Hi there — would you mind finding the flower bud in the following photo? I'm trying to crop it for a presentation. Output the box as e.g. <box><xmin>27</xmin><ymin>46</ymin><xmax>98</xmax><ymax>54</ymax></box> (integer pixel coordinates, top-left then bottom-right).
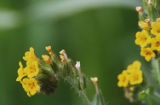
<box><xmin>136</xmin><ymin>6</ymin><xmax>142</xmax><ymax>14</ymax></box>
<box><xmin>90</xmin><ymin>77</ymin><xmax>98</xmax><ymax>85</ymax></box>
<box><xmin>75</xmin><ymin>61</ymin><xmax>81</xmax><ymax>71</ymax></box>
<box><xmin>42</xmin><ymin>55</ymin><xmax>52</xmax><ymax>64</ymax></box>
<box><xmin>45</xmin><ymin>46</ymin><xmax>54</xmax><ymax>56</ymax></box>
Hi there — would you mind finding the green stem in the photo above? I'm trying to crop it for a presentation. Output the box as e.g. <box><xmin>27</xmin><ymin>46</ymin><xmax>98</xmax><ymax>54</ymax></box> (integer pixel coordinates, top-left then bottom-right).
<box><xmin>151</xmin><ymin>58</ymin><xmax>160</xmax><ymax>86</ymax></box>
<box><xmin>50</xmin><ymin>54</ymin><xmax>106</xmax><ymax>105</ymax></box>
<box><xmin>79</xmin><ymin>90</ymin><xmax>91</xmax><ymax>105</ymax></box>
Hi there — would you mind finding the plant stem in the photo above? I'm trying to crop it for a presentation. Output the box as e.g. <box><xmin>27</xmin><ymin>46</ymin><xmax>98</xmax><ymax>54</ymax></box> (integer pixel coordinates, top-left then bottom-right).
<box><xmin>151</xmin><ymin>58</ymin><xmax>160</xmax><ymax>86</ymax></box>
<box><xmin>79</xmin><ymin>90</ymin><xmax>91</xmax><ymax>105</ymax></box>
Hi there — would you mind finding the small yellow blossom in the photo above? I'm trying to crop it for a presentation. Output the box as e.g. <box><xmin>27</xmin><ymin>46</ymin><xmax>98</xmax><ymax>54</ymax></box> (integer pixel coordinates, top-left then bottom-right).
<box><xmin>16</xmin><ymin>62</ymin><xmax>27</xmax><ymax>81</ymax></box>
<box><xmin>26</xmin><ymin>61</ymin><xmax>40</xmax><ymax>78</ymax></box>
<box><xmin>118</xmin><ymin>61</ymin><xmax>143</xmax><ymax>88</ymax></box>
<box><xmin>129</xmin><ymin>69</ymin><xmax>143</xmax><ymax>85</ymax></box>
<box><xmin>151</xmin><ymin>36</ymin><xmax>160</xmax><ymax>51</ymax></box>
<box><xmin>135</xmin><ymin>30</ymin><xmax>151</xmax><ymax>47</ymax></box>
<box><xmin>127</xmin><ymin>60</ymin><xmax>141</xmax><ymax>72</ymax></box>
<box><xmin>127</xmin><ymin>61</ymin><xmax>143</xmax><ymax>85</ymax></box>
<box><xmin>21</xmin><ymin>78</ymin><xmax>40</xmax><ymax>97</ymax></box>
<box><xmin>140</xmin><ymin>47</ymin><xmax>155</xmax><ymax>61</ymax></box>
<box><xmin>17</xmin><ymin>47</ymin><xmax>41</xmax><ymax>97</ymax></box>
<box><xmin>20</xmin><ymin>47</ymin><xmax>40</xmax><ymax>78</ymax></box>
<box><xmin>138</xmin><ymin>21</ymin><xmax>149</xmax><ymax>30</ymax></box>
<box><xmin>117</xmin><ymin>70</ymin><xmax>129</xmax><ymax>87</ymax></box>
<box><xmin>151</xmin><ymin>22</ymin><xmax>160</xmax><ymax>36</ymax></box>
<box><xmin>23</xmin><ymin>47</ymin><xmax>38</xmax><ymax>62</ymax></box>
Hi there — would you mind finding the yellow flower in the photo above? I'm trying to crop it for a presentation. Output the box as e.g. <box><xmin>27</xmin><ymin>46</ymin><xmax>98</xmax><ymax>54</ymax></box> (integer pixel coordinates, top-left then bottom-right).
<box><xmin>151</xmin><ymin>36</ymin><xmax>160</xmax><ymax>51</ymax></box>
<box><xmin>151</xmin><ymin>22</ymin><xmax>160</xmax><ymax>36</ymax></box>
<box><xmin>126</xmin><ymin>61</ymin><xmax>143</xmax><ymax>85</ymax></box>
<box><xmin>16</xmin><ymin>62</ymin><xmax>27</xmax><ymax>81</ymax></box>
<box><xmin>21</xmin><ymin>78</ymin><xmax>40</xmax><ymax>97</ymax></box>
<box><xmin>135</xmin><ymin>30</ymin><xmax>151</xmax><ymax>47</ymax></box>
<box><xmin>22</xmin><ymin>47</ymin><xmax>40</xmax><ymax>78</ymax></box>
<box><xmin>140</xmin><ymin>47</ymin><xmax>155</xmax><ymax>61</ymax></box>
<box><xmin>138</xmin><ymin>21</ymin><xmax>149</xmax><ymax>30</ymax></box>
<box><xmin>117</xmin><ymin>60</ymin><xmax>143</xmax><ymax>88</ymax></box>
<box><xmin>129</xmin><ymin>69</ymin><xmax>143</xmax><ymax>85</ymax></box>
<box><xmin>25</xmin><ymin>61</ymin><xmax>40</xmax><ymax>78</ymax></box>
<box><xmin>117</xmin><ymin>70</ymin><xmax>129</xmax><ymax>87</ymax></box>
<box><xmin>23</xmin><ymin>47</ymin><xmax>38</xmax><ymax>62</ymax></box>
<box><xmin>156</xmin><ymin>18</ymin><xmax>160</xmax><ymax>23</ymax></box>
<box><xmin>127</xmin><ymin>60</ymin><xmax>141</xmax><ymax>72</ymax></box>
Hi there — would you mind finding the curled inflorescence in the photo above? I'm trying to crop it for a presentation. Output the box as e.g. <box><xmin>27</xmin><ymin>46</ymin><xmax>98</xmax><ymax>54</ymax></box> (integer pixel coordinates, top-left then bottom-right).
<box><xmin>135</xmin><ymin>18</ymin><xmax>160</xmax><ymax>61</ymax></box>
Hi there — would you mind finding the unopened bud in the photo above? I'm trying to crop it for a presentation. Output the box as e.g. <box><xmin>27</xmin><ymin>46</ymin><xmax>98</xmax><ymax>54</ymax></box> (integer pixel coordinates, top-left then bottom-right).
<box><xmin>45</xmin><ymin>46</ymin><xmax>53</xmax><ymax>56</ymax></box>
<box><xmin>136</xmin><ymin>6</ymin><xmax>142</xmax><ymax>13</ymax></box>
<box><xmin>128</xmin><ymin>86</ymin><xmax>135</xmax><ymax>92</ymax></box>
<box><xmin>145</xmin><ymin>19</ymin><xmax>150</xmax><ymax>25</ymax></box>
<box><xmin>42</xmin><ymin>55</ymin><xmax>52</xmax><ymax>64</ymax></box>
<box><xmin>60</xmin><ymin>49</ymin><xmax>66</xmax><ymax>55</ymax></box>
<box><xmin>60</xmin><ymin>55</ymin><xmax>66</xmax><ymax>64</ymax></box>
<box><xmin>90</xmin><ymin>77</ymin><xmax>98</xmax><ymax>85</ymax></box>
<box><xmin>59</xmin><ymin>49</ymin><xmax>68</xmax><ymax>61</ymax></box>
<box><xmin>75</xmin><ymin>61</ymin><xmax>80</xmax><ymax>71</ymax></box>
<box><xmin>148</xmin><ymin>0</ymin><xmax>152</xmax><ymax>6</ymax></box>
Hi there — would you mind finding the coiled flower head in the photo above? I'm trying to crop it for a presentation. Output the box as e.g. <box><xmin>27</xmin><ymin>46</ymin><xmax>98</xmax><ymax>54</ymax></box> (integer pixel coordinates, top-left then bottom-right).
<box><xmin>16</xmin><ymin>47</ymin><xmax>58</xmax><ymax>97</ymax></box>
<box><xmin>16</xmin><ymin>47</ymin><xmax>40</xmax><ymax>96</ymax></box>
<box><xmin>135</xmin><ymin>18</ymin><xmax>160</xmax><ymax>61</ymax></box>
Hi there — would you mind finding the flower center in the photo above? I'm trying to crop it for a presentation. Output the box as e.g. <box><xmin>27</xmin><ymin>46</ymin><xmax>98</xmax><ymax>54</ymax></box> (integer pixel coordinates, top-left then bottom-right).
<box><xmin>156</xmin><ymin>41</ymin><xmax>160</xmax><ymax>47</ymax></box>
<box><xmin>145</xmin><ymin>51</ymin><xmax>152</xmax><ymax>56</ymax></box>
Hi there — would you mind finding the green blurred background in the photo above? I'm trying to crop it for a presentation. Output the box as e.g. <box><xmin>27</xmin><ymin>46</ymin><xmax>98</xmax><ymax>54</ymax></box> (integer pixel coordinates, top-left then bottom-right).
<box><xmin>0</xmin><ymin>0</ymin><xmax>146</xmax><ymax>105</ymax></box>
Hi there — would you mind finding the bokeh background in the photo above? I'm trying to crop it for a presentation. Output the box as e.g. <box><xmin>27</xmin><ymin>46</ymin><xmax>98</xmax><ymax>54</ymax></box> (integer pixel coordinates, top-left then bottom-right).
<box><xmin>0</xmin><ymin>0</ymin><xmax>146</xmax><ymax>105</ymax></box>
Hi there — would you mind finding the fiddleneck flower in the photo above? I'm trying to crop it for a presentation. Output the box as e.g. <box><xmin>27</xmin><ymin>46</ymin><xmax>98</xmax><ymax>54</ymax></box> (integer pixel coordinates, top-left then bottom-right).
<box><xmin>117</xmin><ymin>61</ymin><xmax>143</xmax><ymax>88</ymax></box>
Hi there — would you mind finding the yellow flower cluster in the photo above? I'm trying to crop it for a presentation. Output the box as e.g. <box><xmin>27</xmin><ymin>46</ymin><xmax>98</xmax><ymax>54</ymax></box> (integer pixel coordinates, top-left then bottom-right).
<box><xmin>16</xmin><ymin>47</ymin><xmax>40</xmax><ymax>97</ymax></box>
<box><xmin>135</xmin><ymin>18</ymin><xmax>160</xmax><ymax>61</ymax></box>
<box><xmin>117</xmin><ymin>61</ymin><xmax>143</xmax><ymax>87</ymax></box>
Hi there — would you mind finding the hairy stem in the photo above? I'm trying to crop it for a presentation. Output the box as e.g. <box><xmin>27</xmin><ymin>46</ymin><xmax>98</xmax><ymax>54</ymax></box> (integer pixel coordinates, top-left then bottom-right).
<box><xmin>151</xmin><ymin>58</ymin><xmax>160</xmax><ymax>87</ymax></box>
<box><xmin>79</xmin><ymin>90</ymin><xmax>91</xmax><ymax>105</ymax></box>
